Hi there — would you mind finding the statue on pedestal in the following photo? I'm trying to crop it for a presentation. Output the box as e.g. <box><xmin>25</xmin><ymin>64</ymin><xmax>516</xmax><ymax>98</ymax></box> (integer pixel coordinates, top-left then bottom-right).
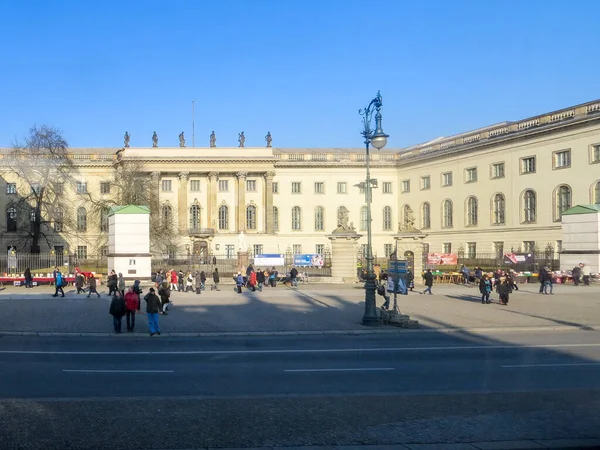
<box><xmin>237</xmin><ymin>231</ymin><xmax>247</xmax><ymax>252</ymax></box>
<box><xmin>124</xmin><ymin>131</ymin><xmax>130</xmax><ymax>148</ymax></box>
<box><xmin>238</xmin><ymin>131</ymin><xmax>245</xmax><ymax>148</ymax></box>
<box><xmin>179</xmin><ymin>131</ymin><xmax>186</xmax><ymax>148</ymax></box>
<box><xmin>265</xmin><ymin>131</ymin><xmax>272</xmax><ymax>147</ymax></box>
<box><xmin>210</xmin><ymin>131</ymin><xmax>216</xmax><ymax>147</ymax></box>
<box><xmin>152</xmin><ymin>131</ymin><xmax>158</xmax><ymax>148</ymax></box>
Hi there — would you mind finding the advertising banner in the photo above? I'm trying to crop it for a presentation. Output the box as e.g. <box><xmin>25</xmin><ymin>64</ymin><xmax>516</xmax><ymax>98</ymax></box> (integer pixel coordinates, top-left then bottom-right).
<box><xmin>254</xmin><ymin>254</ymin><xmax>285</xmax><ymax>266</ymax></box>
<box><xmin>427</xmin><ymin>253</ymin><xmax>458</xmax><ymax>265</ymax></box>
<box><xmin>503</xmin><ymin>253</ymin><xmax>534</xmax><ymax>264</ymax></box>
<box><xmin>293</xmin><ymin>254</ymin><xmax>325</xmax><ymax>267</ymax></box>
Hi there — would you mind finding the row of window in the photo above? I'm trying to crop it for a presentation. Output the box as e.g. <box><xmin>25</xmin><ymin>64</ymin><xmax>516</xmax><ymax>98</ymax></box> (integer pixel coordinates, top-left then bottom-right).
<box><xmin>398</xmin><ymin>146</ymin><xmax>600</xmax><ymax>193</ymax></box>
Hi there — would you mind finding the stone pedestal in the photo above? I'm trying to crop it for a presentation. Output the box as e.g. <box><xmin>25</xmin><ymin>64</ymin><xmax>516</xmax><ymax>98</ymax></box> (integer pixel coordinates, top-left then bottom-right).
<box><xmin>393</xmin><ymin>231</ymin><xmax>428</xmax><ymax>285</ymax></box>
<box><xmin>237</xmin><ymin>251</ymin><xmax>249</xmax><ymax>273</ymax></box>
<box><xmin>327</xmin><ymin>229</ymin><xmax>362</xmax><ymax>283</ymax></box>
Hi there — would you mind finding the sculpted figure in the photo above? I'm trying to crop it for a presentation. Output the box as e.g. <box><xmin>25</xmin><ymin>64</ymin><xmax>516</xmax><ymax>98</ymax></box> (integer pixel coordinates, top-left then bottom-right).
<box><xmin>265</xmin><ymin>131</ymin><xmax>272</xmax><ymax>147</ymax></box>
<box><xmin>152</xmin><ymin>131</ymin><xmax>158</xmax><ymax>147</ymax></box>
<box><xmin>238</xmin><ymin>131</ymin><xmax>245</xmax><ymax>148</ymax></box>
<box><xmin>124</xmin><ymin>131</ymin><xmax>130</xmax><ymax>148</ymax></box>
<box><xmin>210</xmin><ymin>131</ymin><xmax>216</xmax><ymax>147</ymax></box>
<box><xmin>179</xmin><ymin>131</ymin><xmax>186</xmax><ymax>147</ymax></box>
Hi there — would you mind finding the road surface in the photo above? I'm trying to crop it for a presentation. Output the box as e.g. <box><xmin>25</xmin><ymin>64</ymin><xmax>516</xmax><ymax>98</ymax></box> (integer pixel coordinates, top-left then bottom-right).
<box><xmin>1</xmin><ymin>330</ymin><xmax>599</xmax><ymax>449</ymax></box>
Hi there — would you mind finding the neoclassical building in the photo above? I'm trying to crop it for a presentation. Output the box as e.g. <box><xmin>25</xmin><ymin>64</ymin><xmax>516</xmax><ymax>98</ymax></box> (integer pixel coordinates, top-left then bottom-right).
<box><xmin>1</xmin><ymin>99</ymin><xmax>600</xmax><ymax>265</ymax></box>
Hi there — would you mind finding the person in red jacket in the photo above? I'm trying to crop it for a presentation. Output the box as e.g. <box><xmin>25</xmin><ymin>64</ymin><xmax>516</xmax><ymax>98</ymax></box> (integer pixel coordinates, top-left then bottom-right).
<box><xmin>124</xmin><ymin>287</ymin><xmax>140</xmax><ymax>332</ymax></box>
<box><xmin>248</xmin><ymin>271</ymin><xmax>257</xmax><ymax>292</ymax></box>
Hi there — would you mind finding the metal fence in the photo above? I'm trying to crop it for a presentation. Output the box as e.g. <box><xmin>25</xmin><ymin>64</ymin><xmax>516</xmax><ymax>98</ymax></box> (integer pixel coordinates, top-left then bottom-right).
<box><xmin>423</xmin><ymin>251</ymin><xmax>561</xmax><ymax>273</ymax></box>
<box><xmin>0</xmin><ymin>253</ymin><xmax>75</xmax><ymax>276</ymax></box>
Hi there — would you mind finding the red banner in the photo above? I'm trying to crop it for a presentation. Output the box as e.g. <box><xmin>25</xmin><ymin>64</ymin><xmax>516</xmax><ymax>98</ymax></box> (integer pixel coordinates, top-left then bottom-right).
<box><xmin>427</xmin><ymin>253</ymin><xmax>458</xmax><ymax>265</ymax></box>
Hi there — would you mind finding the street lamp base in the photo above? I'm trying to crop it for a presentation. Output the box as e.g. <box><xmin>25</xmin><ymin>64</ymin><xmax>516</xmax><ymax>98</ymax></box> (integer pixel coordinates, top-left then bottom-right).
<box><xmin>362</xmin><ymin>314</ymin><xmax>381</xmax><ymax>326</ymax></box>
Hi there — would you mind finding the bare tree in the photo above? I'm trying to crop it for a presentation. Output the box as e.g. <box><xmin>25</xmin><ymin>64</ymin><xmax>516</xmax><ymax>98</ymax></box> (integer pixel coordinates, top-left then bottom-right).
<box><xmin>86</xmin><ymin>158</ymin><xmax>180</xmax><ymax>256</ymax></box>
<box><xmin>2</xmin><ymin>126</ymin><xmax>78</xmax><ymax>253</ymax></box>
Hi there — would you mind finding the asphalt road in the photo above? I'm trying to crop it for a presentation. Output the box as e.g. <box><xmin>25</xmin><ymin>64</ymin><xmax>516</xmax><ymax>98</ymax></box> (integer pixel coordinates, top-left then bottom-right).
<box><xmin>1</xmin><ymin>330</ymin><xmax>600</xmax><ymax>449</ymax></box>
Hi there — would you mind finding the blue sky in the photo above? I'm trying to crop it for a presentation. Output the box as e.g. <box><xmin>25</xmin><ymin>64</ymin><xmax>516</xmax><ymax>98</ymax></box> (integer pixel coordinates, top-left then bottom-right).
<box><xmin>1</xmin><ymin>0</ymin><xmax>599</xmax><ymax>149</ymax></box>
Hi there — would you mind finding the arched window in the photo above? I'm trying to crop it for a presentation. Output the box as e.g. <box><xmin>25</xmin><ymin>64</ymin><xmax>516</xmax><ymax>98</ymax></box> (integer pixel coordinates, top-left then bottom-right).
<box><xmin>593</xmin><ymin>181</ymin><xmax>600</xmax><ymax>205</ymax></box>
<box><xmin>100</xmin><ymin>207</ymin><xmax>110</xmax><ymax>232</ymax></box>
<box><xmin>54</xmin><ymin>207</ymin><xmax>63</xmax><ymax>232</ymax></box>
<box><xmin>272</xmin><ymin>206</ymin><xmax>279</xmax><ymax>231</ymax></box>
<box><xmin>314</xmin><ymin>206</ymin><xmax>325</xmax><ymax>231</ymax></box>
<box><xmin>291</xmin><ymin>206</ymin><xmax>302</xmax><ymax>230</ymax></box>
<box><xmin>246</xmin><ymin>204</ymin><xmax>257</xmax><ymax>230</ymax></box>
<box><xmin>359</xmin><ymin>206</ymin><xmax>368</xmax><ymax>231</ymax></box>
<box><xmin>466</xmin><ymin>196</ymin><xmax>478</xmax><ymax>226</ymax></box>
<box><xmin>442</xmin><ymin>200</ymin><xmax>453</xmax><ymax>228</ymax></box>
<box><xmin>77</xmin><ymin>207</ymin><xmax>87</xmax><ymax>232</ymax></box>
<box><xmin>190</xmin><ymin>204</ymin><xmax>200</xmax><ymax>230</ymax></box>
<box><xmin>421</xmin><ymin>202</ymin><xmax>431</xmax><ymax>229</ymax></box>
<box><xmin>161</xmin><ymin>204</ymin><xmax>172</xmax><ymax>225</ymax></box>
<box><xmin>522</xmin><ymin>190</ymin><xmax>536</xmax><ymax>223</ymax></box>
<box><xmin>218</xmin><ymin>205</ymin><xmax>228</xmax><ymax>230</ymax></box>
<box><xmin>554</xmin><ymin>185</ymin><xmax>572</xmax><ymax>221</ymax></box>
<box><xmin>492</xmin><ymin>194</ymin><xmax>505</xmax><ymax>225</ymax></box>
<box><xmin>6</xmin><ymin>206</ymin><xmax>17</xmax><ymax>232</ymax></box>
<box><xmin>383</xmin><ymin>206</ymin><xmax>392</xmax><ymax>231</ymax></box>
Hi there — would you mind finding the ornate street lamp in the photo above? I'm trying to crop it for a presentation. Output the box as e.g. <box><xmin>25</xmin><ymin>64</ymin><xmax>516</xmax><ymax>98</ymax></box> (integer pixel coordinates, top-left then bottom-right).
<box><xmin>359</xmin><ymin>91</ymin><xmax>389</xmax><ymax>326</ymax></box>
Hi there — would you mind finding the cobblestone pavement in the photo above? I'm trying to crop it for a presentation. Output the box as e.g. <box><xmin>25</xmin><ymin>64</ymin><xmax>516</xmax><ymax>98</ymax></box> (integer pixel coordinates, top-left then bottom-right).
<box><xmin>0</xmin><ymin>282</ymin><xmax>599</xmax><ymax>334</ymax></box>
<box><xmin>1</xmin><ymin>391</ymin><xmax>599</xmax><ymax>449</ymax></box>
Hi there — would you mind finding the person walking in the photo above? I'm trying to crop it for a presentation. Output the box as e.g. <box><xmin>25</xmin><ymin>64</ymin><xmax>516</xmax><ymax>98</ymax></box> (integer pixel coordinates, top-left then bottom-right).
<box><xmin>422</xmin><ymin>269</ymin><xmax>433</xmax><ymax>295</ymax></box>
<box><xmin>256</xmin><ymin>269</ymin><xmax>265</xmax><ymax>291</ymax></box>
<box><xmin>537</xmin><ymin>267</ymin><xmax>546</xmax><ymax>294</ymax></box>
<box><xmin>479</xmin><ymin>274</ymin><xmax>492</xmax><ymax>304</ymax></box>
<box><xmin>144</xmin><ymin>287</ymin><xmax>161</xmax><ymax>336</ymax></box>
<box><xmin>53</xmin><ymin>269</ymin><xmax>65</xmax><ymax>297</ymax></box>
<box><xmin>185</xmin><ymin>272</ymin><xmax>194</xmax><ymax>293</ymax></box>
<box><xmin>107</xmin><ymin>270</ymin><xmax>118</xmax><ymax>297</ymax></box>
<box><xmin>75</xmin><ymin>273</ymin><xmax>85</xmax><ymax>294</ymax></box>
<box><xmin>211</xmin><ymin>268</ymin><xmax>220</xmax><ymax>291</ymax></box>
<box><xmin>289</xmin><ymin>265</ymin><xmax>299</xmax><ymax>287</ymax></box>
<box><xmin>248</xmin><ymin>270</ymin><xmax>257</xmax><ymax>291</ymax></box>
<box><xmin>572</xmin><ymin>265</ymin><xmax>582</xmax><ymax>286</ymax></box>
<box><xmin>406</xmin><ymin>268</ymin><xmax>414</xmax><ymax>292</ymax></box>
<box><xmin>194</xmin><ymin>271</ymin><xmax>202</xmax><ymax>294</ymax></box>
<box><xmin>87</xmin><ymin>275</ymin><xmax>100</xmax><ymax>298</ymax></box>
<box><xmin>235</xmin><ymin>272</ymin><xmax>244</xmax><ymax>294</ymax></box>
<box><xmin>178</xmin><ymin>270</ymin><xmax>184</xmax><ymax>291</ymax></box>
<box><xmin>24</xmin><ymin>268</ymin><xmax>33</xmax><ymax>289</ymax></box>
<box><xmin>498</xmin><ymin>279</ymin><xmax>511</xmax><ymax>305</ymax></box>
<box><xmin>170</xmin><ymin>270</ymin><xmax>178</xmax><ymax>291</ymax></box>
<box><xmin>124</xmin><ymin>287</ymin><xmax>139</xmax><ymax>332</ymax></box>
<box><xmin>200</xmin><ymin>271</ymin><xmax>207</xmax><ymax>291</ymax></box>
<box><xmin>581</xmin><ymin>263</ymin><xmax>590</xmax><ymax>286</ymax></box>
<box><xmin>543</xmin><ymin>268</ymin><xmax>554</xmax><ymax>295</ymax></box>
<box><xmin>118</xmin><ymin>272</ymin><xmax>126</xmax><ymax>297</ymax></box>
<box><xmin>109</xmin><ymin>291</ymin><xmax>126</xmax><ymax>333</ymax></box>
<box><xmin>158</xmin><ymin>282</ymin><xmax>171</xmax><ymax>314</ymax></box>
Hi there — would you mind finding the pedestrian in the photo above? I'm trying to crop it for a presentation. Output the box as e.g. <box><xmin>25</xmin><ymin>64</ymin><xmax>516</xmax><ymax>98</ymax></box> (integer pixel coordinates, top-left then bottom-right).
<box><xmin>245</xmin><ymin>264</ymin><xmax>254</xmax><ymax>287</ymax></box>
<box><xmin>235</xmin><ymin>272</ymin><xmax>244</xmax><ymax>294</ymax></box>
<box><xmin>460</xmin><ymin>264</ymin><xmax>470</xmax><ymax>285</ymax></box>
<box><xmin>538</xmin><ymin>267</ymin><xmax>546</xmax><ymax>294</ymax></box>
<box><xmin>256</xmin><ymin>268</ymin><xmax>265</xmax><ymax>291</ymax></box>
<box><xmin>212</xmin><ymin>255</ymin><xmax>217</xmax><ymax>265</ymax></box>
<box><xmin>107</xmin><ymin>270</ymin><xmax>118</xmax><ymax>297</ymax></box>
<box><xmin>158</xmin><ymin>282</ymin><xmax>171</xmax><ymax>314</ymax></box>
<box><xmin>211</xmin><ymin>268</ymin><xmax>220</xmax><ymax>291</ymax></box>
<box><xmin>170</xmin><ymin>270</ymin><xmax>178</xmax><ymax>291</ymax></box>
<box><xmin>144</xmin><ymin>287</ymin><xmax>161</xmax><ymax>336</ymax></box>
<box><xmin>124</xmin><ymin>287</ymin><xmax>139</xmax><ymax>332</ymax></box>
<box><xmin>379</xmin><ymin>275</ymin><xmax>392</xmax><ymax>310</ymax></box>
<box><xmin>543</xmin><ymin>268</ymin><xmax>554</xmax><ymax>295</ymax></box>
<box><xmin>572</xmin><ymin>265</ymin><xmax>581</xmax><ymax>286</ymax></box>
<box><xmin>75</xmin><ymin>273</ymin><xmax>85</xmax><ymax>294</ymax></box>
<box><xmin>269</xmin><ymin>267</ymin><xmax>278</xmax><ymax>287</ymax></box>
<box><xmin>248</xmin><ymin>270</ymin><xmax>257</xmax><ymax>291</ymax></box>
<box><xmin>178</xmin><ymin>270</ymin><xmax>184</xmax><ymax>291</ymax></box>
<box><xmin>24</xmin><ymin>268</ymin><xmax>33</xmax><ymax>289</ymax></box>
<box><xmin>406</xmin><ymin>268</ymin><xmax>414</xmax><ymax>292</ymax></box>
<box><xmin>118</xmin><ymin>272</ymin><xmax>126</xmax><ymax>297</ymax></box>
<box><xmin>498</xmin><ymin>279</ymin><xmax>511</xmax><ymax>305</ymax></box>
<box><xmin>109</xmin><ymin>291</ymin><xmax>126</xmax><ymax>333</ymax></box>
<box><xmin>507</xmin><ymin>269</ymin><xmax>519</xmax><ymax>291</ymax></box>
<box><xmin>479</xmin><ymin>274</ymin><xmax>492</xmax><ymax>304</ymax></box>
<box><xmin>185</xmin><ymin>272</ymin><xmax>194</xmax><ymax>293</ymax></box>
<box><xmin>155</xmin><ymin>270</ymin><xmax>164</xmax><ymax>288</ymax></box>
<box><xmin>132</xmin><ymin>280</ymin><xmax>143</xmax><ymax>312</ymax></box>
<box><xmin>581</xmin><ymin>263</ymin><xmax>590</xmax><ymax>286</ymax></box>
<box><xmin>87</xmin><ymin>275</ymin><xmax>100</xmax><ymax>298</ymax></box>
<box><xmin>422</xmin><ymin>269</ymin><xmax>433</xmax><ymax>295</ymax></box>
<box><xmin>289</xmin><ymin>265</ymin><xmax>299</xmax><ymax>287</ymax></box>
<box><xmin>52</xmin><ymin>268</ymin><xmax>65</xmax><ymax>297</ymax></box>
<box><xmin>194</xmin><ymin>270</ymin><xmax>202</xmax><ymax>294</ymax></box>
<box><xmin>198</xmin><ymin>271</ymin><xmax>205</xmax><ymax>290</ymax></box>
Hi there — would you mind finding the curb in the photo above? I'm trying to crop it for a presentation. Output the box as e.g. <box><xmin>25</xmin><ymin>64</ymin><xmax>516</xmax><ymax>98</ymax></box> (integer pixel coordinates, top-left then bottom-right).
<box><xmin>1</xmin><ymin>324</ymin><xmax>599</xmax><ymax>338</ymax></box>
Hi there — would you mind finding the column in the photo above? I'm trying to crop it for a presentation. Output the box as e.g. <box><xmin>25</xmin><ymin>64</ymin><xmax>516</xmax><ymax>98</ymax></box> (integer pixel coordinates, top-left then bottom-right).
<box><xmin>236</xmin><ymin>171</ymin><xmax>247</xmax><ymax>233</ymax></box>
<box><xmin>207</xmin><ymin>172</ymin><xmax>219</xmax><ymax>230</ymax></box>
<box><xmin>178</xmin><ymin>172</ymin><xmax>189</xmax><ymax>234</ymax></box>
<box><xmin>150</xmin><ymin>171</ymin><xmax>161</xmax><ymax>207</ymax></box>
<box><xmin>264</xmin><ymin>171</ymin><xmax>275</xmax><ymax>233</ymax></box>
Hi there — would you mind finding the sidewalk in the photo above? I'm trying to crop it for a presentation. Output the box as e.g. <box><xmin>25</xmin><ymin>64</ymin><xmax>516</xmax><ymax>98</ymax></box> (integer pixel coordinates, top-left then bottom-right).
<box><xmin>0</xmin><ymin>282</ymin><xmax>599</xmax><ymax>336</ymax></box>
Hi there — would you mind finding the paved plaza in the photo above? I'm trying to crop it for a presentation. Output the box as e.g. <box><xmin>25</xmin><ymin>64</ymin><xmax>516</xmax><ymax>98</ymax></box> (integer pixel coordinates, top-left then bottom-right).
<box><xmin>0</xmin><ymin>281</ymin><xmax>598</xmax><ymax>335</ymax></box>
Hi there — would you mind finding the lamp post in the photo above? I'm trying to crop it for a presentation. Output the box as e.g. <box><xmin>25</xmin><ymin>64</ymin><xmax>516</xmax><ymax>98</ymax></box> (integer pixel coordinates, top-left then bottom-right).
<box><xmin>359</xmin><ymin>91</ymin><xmax>389</xmax><ymax>326</ymax></box>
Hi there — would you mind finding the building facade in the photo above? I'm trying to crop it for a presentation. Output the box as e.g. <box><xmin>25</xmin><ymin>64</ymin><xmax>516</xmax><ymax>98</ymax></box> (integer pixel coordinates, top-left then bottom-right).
<box><xmin>1</xmin><ymin>99</ymin><xmax>600</xmax><ymax>266</ymax></box>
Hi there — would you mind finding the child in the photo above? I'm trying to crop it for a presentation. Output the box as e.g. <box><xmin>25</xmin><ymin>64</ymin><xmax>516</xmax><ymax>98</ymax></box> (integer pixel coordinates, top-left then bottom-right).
<box><xmin>497</xmin><ymin>279</ymin><xmax>511</xmax><ymax>305</ymax></box>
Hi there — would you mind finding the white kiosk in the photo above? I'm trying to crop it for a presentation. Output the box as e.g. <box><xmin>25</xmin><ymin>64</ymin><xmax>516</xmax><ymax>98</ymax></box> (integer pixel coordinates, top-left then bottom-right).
<box><xmin>560</xmin><ymin>204</ymin><xmax>600</xmax><ymax>273</ymax></box>
<box><xmin>107</xmin><ymin>205</ymin><xmax>152</xmax><ymax>279</ymax></box>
